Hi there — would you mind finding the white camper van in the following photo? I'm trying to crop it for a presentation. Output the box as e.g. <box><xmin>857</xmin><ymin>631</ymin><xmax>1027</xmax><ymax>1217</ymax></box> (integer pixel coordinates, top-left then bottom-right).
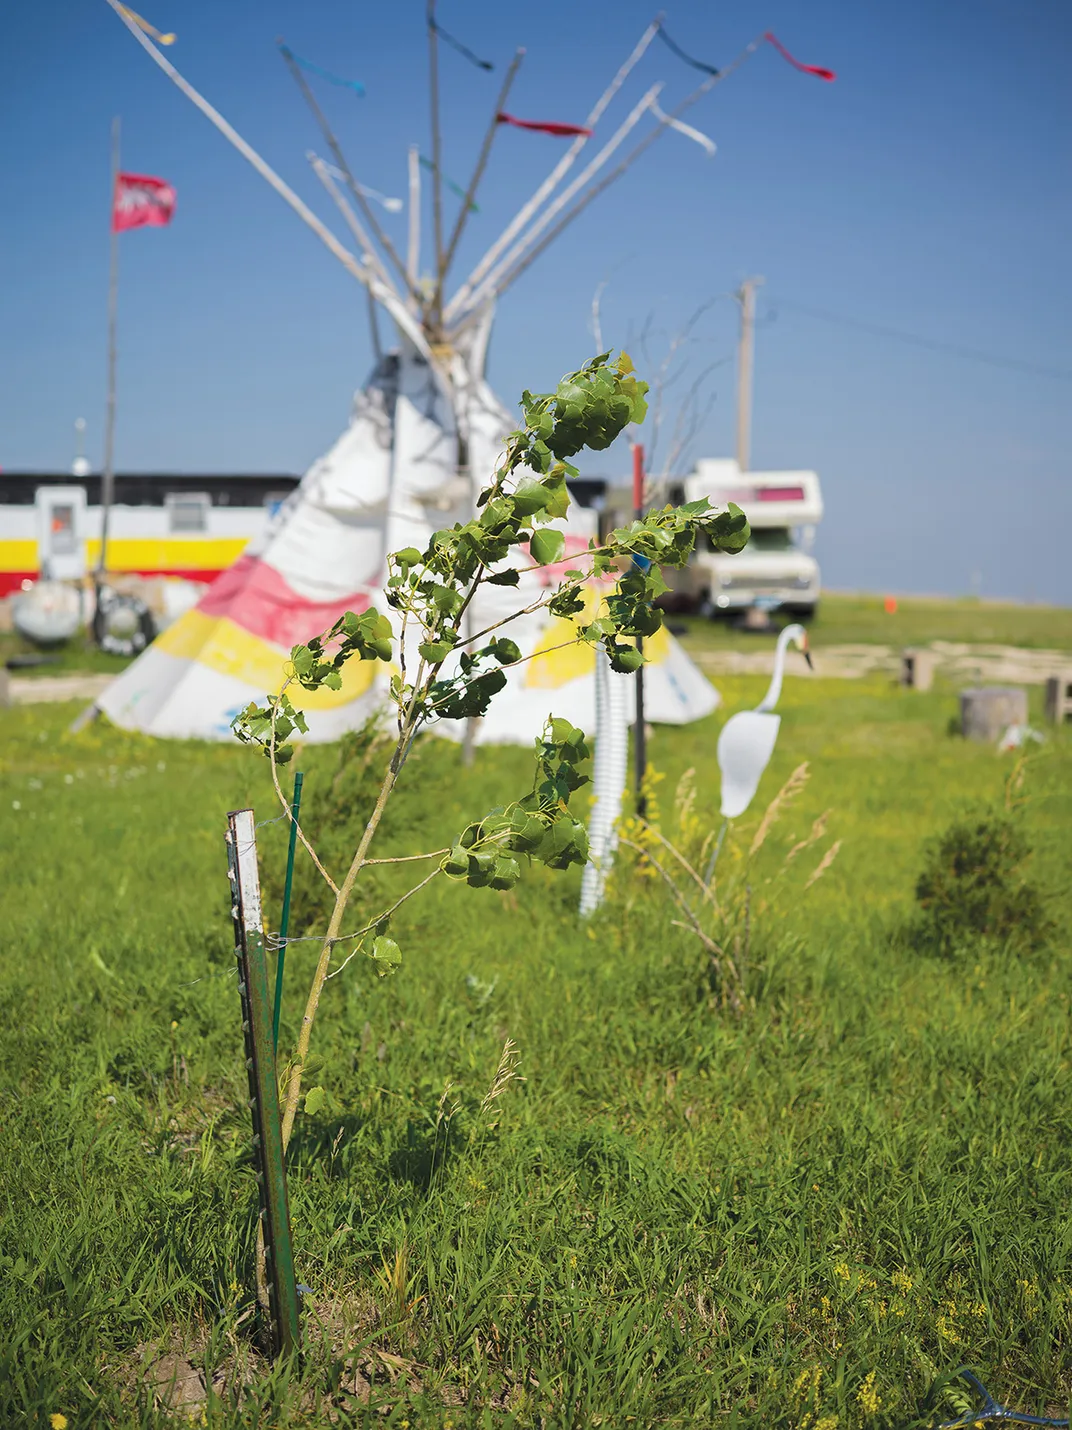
<box><xmin>669</xmin><ymin>458</ymin><xmax>823</xmax><ymax>619</ymax></box>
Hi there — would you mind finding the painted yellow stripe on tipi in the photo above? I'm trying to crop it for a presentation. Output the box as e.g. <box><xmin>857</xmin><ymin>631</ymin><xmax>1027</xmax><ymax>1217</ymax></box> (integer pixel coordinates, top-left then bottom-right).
<box><xmin>156</xmin><ymin>609</ymin><xmax>379</xmax><ymax>710</ymax></box>
<box><xmin>523</xmin><ymin>615</ymin><xmax>672</xmax><ymax>689</ymax></box>
<box><xmin>86</xmin><ymin>537</ymin><xmax>249</xmax><ymax>571</ymax></box>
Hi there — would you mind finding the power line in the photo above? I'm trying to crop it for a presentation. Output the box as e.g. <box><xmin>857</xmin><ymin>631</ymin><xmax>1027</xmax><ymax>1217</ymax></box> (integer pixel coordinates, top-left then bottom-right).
<box><xmin>768</xmin><ymin>297</ymin><xmax>1072</xmax><ymax>383</ymax></box>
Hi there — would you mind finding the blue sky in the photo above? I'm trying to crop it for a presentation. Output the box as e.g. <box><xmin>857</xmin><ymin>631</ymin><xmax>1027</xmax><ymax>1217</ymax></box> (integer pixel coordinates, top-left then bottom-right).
<box><xmin>2</xmin><ymin>0</ymin><xmax>1070</xmax><ymax>602</ymax></box>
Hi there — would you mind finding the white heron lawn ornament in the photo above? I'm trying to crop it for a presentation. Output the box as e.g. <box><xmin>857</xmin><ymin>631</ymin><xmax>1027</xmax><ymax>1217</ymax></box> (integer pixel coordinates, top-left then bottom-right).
<box><xmin>716</xmin><ymin>623</ymin><xmax>812</xmax><ymax>819</ymax></box>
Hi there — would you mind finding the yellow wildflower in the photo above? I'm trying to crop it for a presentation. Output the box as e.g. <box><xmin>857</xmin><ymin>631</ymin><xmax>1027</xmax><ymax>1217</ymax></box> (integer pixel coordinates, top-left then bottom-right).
<box><xmin>834</xmin><ymin>1262</ymin><xmax>851</xmax><ymax>1282</ymax></box>
<box><xmin>890</xmin><ymin>1269</ymin><xmax>913</xmax><ymax>1294</ymax></box>
<box><xmin>50</xmin><ymin>1417</ymin><xmax>69</xmax><ymax>1430</ymax></box>
<box><xmin>856</xmin><ymin>1370</ymin><xmax>881</xmax><ymax>1416</ymax></box>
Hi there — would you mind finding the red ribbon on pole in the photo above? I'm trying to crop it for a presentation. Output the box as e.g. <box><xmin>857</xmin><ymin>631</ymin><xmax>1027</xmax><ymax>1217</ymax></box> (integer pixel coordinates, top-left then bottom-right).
<box><xmin>765</xmin><ymin>32</ymin><xmax>836</xmax><ymax>82</ymax></box>
<box><xmin>497</xmin><ymin>112</ymin><xmax>594</xmax><ymax>138</ymax></box>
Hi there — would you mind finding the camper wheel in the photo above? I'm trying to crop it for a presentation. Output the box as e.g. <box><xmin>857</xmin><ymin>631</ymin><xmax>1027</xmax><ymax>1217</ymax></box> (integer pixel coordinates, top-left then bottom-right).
<box><xmin>93</xmin><ymin>591</ymin><xmax>156</xmax><ymax>658</ymax></box>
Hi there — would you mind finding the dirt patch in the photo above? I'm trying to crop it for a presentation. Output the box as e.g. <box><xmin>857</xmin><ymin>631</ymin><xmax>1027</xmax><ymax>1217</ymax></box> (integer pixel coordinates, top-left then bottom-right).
<box><xmin>688</xmin><ymin>642</ymin><xmax>1072</xmax><ymax>685</ymax></box>
<box><xmin>9</xmin><ymin>673</ymin><xmax>113</xmax><ymax>704</ymax></box>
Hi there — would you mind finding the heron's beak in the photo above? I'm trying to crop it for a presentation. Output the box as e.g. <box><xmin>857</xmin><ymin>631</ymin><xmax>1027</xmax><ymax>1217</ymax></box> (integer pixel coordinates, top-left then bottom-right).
<box><xmin>802</xmin><ymin>641</ymin><xmax>814</xmax><ymax>671</ymax></box>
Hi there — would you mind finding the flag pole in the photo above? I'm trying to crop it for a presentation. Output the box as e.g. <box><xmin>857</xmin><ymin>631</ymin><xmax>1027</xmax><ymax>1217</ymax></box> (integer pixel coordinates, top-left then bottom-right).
<box><xmin>97</xmin><ymin>115</ymin><xmax>121</xmax><ymax>587</ymax></box>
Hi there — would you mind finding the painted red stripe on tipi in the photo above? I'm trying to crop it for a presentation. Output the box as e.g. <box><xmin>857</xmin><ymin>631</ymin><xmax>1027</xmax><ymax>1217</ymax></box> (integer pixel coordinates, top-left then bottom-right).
<box><xmin>197</xmin><ymin>553</ymin><xmax>373</xmax><ymax>648</ymax></box>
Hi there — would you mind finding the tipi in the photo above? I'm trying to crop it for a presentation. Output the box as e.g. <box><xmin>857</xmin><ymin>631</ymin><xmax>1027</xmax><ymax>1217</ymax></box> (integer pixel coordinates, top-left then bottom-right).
<box><xmin>96</xmin><ymin>4</ymin><xmax>734</xmax><ymax>743</ymax></box>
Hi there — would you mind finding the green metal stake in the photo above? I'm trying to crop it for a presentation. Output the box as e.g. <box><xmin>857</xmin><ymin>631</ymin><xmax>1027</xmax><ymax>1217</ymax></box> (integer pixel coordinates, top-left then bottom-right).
<box><xmin>226</xmin><ymin>808</ymin><xmax>302</xmax><ymax>1359</ymax></box>
<box><xmin>273</xmin><ymin>770</ymin><xmax>304</xmax><ymax>1053</ymax></box>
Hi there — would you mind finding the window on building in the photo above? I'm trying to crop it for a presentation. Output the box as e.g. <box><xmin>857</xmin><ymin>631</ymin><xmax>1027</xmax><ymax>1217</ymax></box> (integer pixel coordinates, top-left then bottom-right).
<box><xmin>49</xmin><ymin>504</ymin><xmax>77</xmax><ymax>554</ymax></box>
<box><xmin>165</xmin><ymin>493</ymin><xmax>210</xmax><ymax>532</ymax></box>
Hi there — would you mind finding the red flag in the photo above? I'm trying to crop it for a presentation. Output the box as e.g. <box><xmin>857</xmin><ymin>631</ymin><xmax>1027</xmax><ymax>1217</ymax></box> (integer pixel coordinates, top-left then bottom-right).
<box><xmin>112</xmin><ymin>171</ymin><xmax>177</xmax><ymax>232</ymax></box>
<box><xmin>497</xmin><ymin>112</ymin><xmax>593</xmax><ymax>138</ymax></box>
<box><xmin>765</xmin><ymin>32</ymin><xmax>836</xmax><ymax>82</ymax></box>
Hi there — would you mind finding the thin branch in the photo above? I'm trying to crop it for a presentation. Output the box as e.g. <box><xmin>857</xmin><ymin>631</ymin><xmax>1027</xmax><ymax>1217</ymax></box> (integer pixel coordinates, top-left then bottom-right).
<box><xmin>267</xmin><ymin>677</ymin><xmax>340</xmax><ymax>896</ymax></box>
<box><xmin>364</xmin><ymin>848</ymin><xmax>449</xmax><ymax>865</ymax></box>
<box><xmin>326</xmin><ymin>868</ymin><xmax>444</xmax><ymax>979</ymax></box>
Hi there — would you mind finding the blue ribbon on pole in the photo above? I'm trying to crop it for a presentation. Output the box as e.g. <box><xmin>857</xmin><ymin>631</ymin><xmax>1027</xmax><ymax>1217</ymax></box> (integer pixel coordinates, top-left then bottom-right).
<box><xmin>284</xmin><ymin>48</ymin><xmax>365</xmax><ymax>95</ymax></box>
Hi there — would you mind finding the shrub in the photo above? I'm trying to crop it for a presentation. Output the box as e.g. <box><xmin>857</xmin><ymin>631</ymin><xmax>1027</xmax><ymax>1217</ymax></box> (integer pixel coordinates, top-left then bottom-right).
<box><xmin>912</xmin><ymin>813</ymin><xmax>1049</xmax><ymax>955</ymax></box>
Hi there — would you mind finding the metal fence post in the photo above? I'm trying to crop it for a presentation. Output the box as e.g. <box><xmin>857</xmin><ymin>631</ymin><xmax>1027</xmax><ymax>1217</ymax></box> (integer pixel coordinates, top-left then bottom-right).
<box><xmin>226</xmin><ymin>808</ymin><xmax>302</xmax><ymax>1358</ymax></box>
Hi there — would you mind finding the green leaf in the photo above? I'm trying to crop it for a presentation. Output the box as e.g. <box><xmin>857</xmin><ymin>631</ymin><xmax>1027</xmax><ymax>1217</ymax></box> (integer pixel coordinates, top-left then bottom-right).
<box><xmin>487</xmin><ymin>568</ymin><xmax>520</xmax><ymax>587</ymax></box>
<box><xmin>488</xmin><ymin>637</ymin><xmax>522</xmax><ymax>665</ymax></box>
<box><xmin>369</xmin><ymin>936</ymin><xmax>402</xmax><ymax>977</ymax></box>
<box><xmin>608</xmin><ymin>641</ymin><xmax>644</xmax><ymax>674</ymax></box>
<box><xmin>442</xmin><ymin>845</ymin><xmax>470</xmax><ymax>876</ymax></box>
<box><xmin>513</xmin><ymin>477</ymin><xmax>552</xmax><ymax>516</ymax></box>
<box><xmin>703</xmin><ymin>502</ymin><xmax>751</xmax><ymax>554</ymax></box>
<box><xmin>304</xmin><ymin>1086</ymin><xmax>327</xmax><ymax>1116</ymax></box>
<box><xmin>395</xmin><ymin>546</ymin><xmax>422</xmax><ymax>567</ymax></box>
<box><xmin>419</xmin><ymin>641</ymin><xmax>453</xmax><ymax>664</ymax></box>
<box><xmin>490</xmin><ymin>855</ymin><xmax>521</xmax><ymax>890</ymax></box>
<box><xmin>530</xmin><ymin>529</ymin><xmax>566</xmax><ymax>566</ymax></box>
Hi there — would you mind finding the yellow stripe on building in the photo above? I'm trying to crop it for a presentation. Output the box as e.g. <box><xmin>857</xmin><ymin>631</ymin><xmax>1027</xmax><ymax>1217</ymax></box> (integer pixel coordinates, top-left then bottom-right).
<box><xmin>0</xmin><ymin>540</ymin><xmax>37</xmax><ymax>573</ymax></box>
<box><xmin>0</xmin><ymin>537</ymin><xmax>249</xmax><ymax>575</ymax></box>
<box><xmin>156</xmin><ymin>609</ymin><xmax>379</xmax><ymax>710</ymax></box>
<box><xmin>86</xmin><ymin>537</ymin><xmax>249</xmax><ymax>571</ymax></box>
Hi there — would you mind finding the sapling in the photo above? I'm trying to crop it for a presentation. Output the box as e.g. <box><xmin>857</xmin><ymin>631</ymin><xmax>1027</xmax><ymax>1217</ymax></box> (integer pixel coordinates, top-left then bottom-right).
<box><xmin>232</xmin><ymin>352</ymin><xmax>749</xmax><ymax>1146</ymax></box>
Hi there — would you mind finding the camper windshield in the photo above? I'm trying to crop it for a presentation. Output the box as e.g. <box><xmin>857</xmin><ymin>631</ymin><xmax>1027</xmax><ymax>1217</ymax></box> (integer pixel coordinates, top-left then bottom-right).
<box><xmin>704</xmin><ymin>526</ymin><xmax>792</xmax><ymax>554</ymax></box>
<box><xmin>746</xmin><ymin>527</ymin><xmax>792</xmax><ymax>552</ymax></box>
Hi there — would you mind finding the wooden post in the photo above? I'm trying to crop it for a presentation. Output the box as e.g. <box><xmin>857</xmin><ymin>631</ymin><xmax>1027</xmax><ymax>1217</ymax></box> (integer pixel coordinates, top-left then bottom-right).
<box><xmin>900</xmin><ymin>648</ymin><xmax>935</xmax><ymax>692</ymax></box>
<box><xmin>1044</xmin><ymin>671</ymin><xmax>1072</xmax><ymax>725</ymax></box>
<box><xmin>226</xmin><ymin>809</ymin><xmax>301</xmax><ymax>1358</ymax></box>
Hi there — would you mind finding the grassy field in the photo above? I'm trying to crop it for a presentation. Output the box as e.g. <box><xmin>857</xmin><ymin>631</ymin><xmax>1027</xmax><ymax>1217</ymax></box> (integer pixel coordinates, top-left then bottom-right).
<box><xmin>672</xmin><ymin>594</ymin><xmax>1072</xmax><ymax>652</ymax></box>
<box><xmin>3</xmin><ymin>590</ymin><xmax>1070</xmax><ymax>684</ymax></box>
<box><xmin>1</xmin><ymin>675</ymin><xmax>1070</xmax><ymax>1428</ymax></box>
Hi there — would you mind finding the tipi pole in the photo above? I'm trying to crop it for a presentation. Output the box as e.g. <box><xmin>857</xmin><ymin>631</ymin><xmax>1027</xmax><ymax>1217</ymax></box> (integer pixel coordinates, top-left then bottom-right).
<box><xmin>445</xmin><ymin>17</ymin><xmax>661</xmax><ymax>323</ymax></box>
<box><xmin>97</xmin><ymin>115</ymin><xmax>121</xmax><ymax>583</ymax></box>
<box><xmin>278</xmin><ymin>41</ymin><xmax>422</xmax><ymax>307</ymax></box>
<box><xmin>308</xmin><ymin>155</ymin><xmax>399</xmax><ymax>296</ymax></box>
<box><xmin>632</xmin><ymin>442</ymin><xmax>648</xmax><ymax>819</ymax></box>
<box><xmin>469</xmin><ymin>33</ymin><xmax>767</xmax><ymax>314</ymax></box>
<box><xmin>436</xmin><ymin>47</ymin><xmax>525</xmax><ymax>299</ymax></box>
<box><xmin>407</xmin><ymin>145</ymin><xmax>421</xmax><ymax>303</ymax></box>
<box><xmin>460</xmin><ymin>83</ymin><xmax>664</xmax><ymax>322</ymax></box>
<box><xmin>102</xmin><ymin>0</ymin><xmax>431</xmax><ymax>357</ymax></box>
<box><xmin>427</xmin><ymin>0</ymin><xmax>445</xmax><ymax>326</ymax></box>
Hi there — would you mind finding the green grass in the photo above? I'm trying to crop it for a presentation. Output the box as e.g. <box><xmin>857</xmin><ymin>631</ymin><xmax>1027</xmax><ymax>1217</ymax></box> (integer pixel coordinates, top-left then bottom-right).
<box><xmin>0</xmin><ymin>629</ymin><xmax>133</xmax><ymax>677</ymax></box>
<box><xmin>672</xmin><ymin>592</ymin><xmax>1072</xmax><ymax>652</ymax></box>
<box><xmin>0</xmin><ymin>679</ymin><xmax>1069</xmax><ymax>1428</ymax></box>
<box><xmin>5</xmin><ymin>590</ymin><xmax>1069</xmax><ymax>684</ymax></box>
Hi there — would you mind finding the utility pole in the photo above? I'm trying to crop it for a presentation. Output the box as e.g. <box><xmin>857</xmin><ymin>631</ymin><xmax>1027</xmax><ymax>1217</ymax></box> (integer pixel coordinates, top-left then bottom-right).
<box><xmin>735</xmin><ymin>275</ymin><xmax>763</xmax><ymax>472</ymax></box>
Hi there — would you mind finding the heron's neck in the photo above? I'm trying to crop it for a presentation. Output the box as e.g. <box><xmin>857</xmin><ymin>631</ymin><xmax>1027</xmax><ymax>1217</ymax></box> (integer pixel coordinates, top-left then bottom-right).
<box><xmin>756</xmin><ymin>627</ymin><xmax>796</xmax><ymax>712</ymax></box>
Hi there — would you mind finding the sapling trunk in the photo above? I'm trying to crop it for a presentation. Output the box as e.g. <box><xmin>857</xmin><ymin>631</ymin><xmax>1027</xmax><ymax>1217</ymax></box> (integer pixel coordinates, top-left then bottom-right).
<box><xmin>280</xmin><ymin>733</ymin><xmax>407</xmax><ymax>1149</ymax></box>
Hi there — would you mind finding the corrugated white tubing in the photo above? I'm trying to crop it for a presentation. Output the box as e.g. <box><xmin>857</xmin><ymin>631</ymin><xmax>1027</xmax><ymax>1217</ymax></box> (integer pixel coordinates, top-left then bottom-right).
<box><xmin>579</xmin><ymin>646</ymin><xmax>630</xmax><ymax>916</ymax></box>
